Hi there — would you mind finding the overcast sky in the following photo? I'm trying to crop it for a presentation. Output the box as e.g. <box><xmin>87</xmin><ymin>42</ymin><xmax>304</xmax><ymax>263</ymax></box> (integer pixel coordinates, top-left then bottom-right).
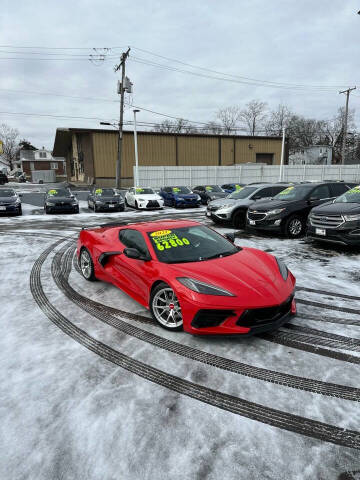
<box><xmin>1</xmin><ymin>0</ymin><xmax>360</xmax><ymax>149</ymax></box>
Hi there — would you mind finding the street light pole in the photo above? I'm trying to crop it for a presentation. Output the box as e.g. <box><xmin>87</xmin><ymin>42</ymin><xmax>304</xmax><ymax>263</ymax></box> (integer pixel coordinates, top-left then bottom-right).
<box><xmin>133</xmin><ymin>109</ymin><xmax>140</xmax><ymax>188</ymax></box>
<box><xmin>279</xmin><ymin>126</ymin><xmax>286</xmax><ymax>182</ymax></box>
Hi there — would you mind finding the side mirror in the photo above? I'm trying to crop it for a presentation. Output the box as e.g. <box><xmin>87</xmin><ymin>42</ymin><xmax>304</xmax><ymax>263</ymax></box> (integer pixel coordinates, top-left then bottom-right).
<box><xmin>224</xmin><ymin>233</ymin><xmax>235</xmax><ymax>242</ymax></box>
<box><xmin>123</xmin><ymin>248</ymin><xmax>150</xmax><ymax>261</ymax></box>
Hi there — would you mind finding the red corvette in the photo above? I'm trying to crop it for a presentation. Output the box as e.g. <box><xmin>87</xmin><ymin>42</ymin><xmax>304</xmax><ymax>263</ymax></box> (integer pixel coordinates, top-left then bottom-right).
<box><xmin>77</xmin><ymin>219</ymin><xmax>296</xmax><ymax>335</ymax></box>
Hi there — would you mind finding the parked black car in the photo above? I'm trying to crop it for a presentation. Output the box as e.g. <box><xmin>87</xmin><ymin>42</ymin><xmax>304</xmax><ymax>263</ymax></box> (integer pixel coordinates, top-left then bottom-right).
<box><xmin>192</xmin><ymin>185</ymin><xmax>228</xmax><ymax>205</ymax></box>
<box><xmin>44</xmin><ymin>188</ymin><xmax>79</xmax><ymax>214</ymax></box>
<box><xmin>246</xmin><ymin>182</ymin><xmax>353</xmax><ymax>238</ymax></box>
<box><xmin>0</xmin><ymin>172</ymin><xmax>8</xmax><ymax>185</ymax></box>
<box><xmin>88</xmin><ymin>187</ymin><xmax>125</xmax><ymax>212</ymax></box>
<box><xmin>307</xmin><ymin>185</ymin><xmax>360</xmax><ymax>246</ymax></box>
<box><xmin>0</xmin><ymin>188</ymin><xmax>22</xmax><ymax>215</ymax></box>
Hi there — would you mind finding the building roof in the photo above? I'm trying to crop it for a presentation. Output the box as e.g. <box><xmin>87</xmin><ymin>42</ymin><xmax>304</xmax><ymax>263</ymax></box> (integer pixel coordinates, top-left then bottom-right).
<box><xmin>52</xmin><ymin>127</ymin><xmax>283</xmax><ymax>157</ymax></box>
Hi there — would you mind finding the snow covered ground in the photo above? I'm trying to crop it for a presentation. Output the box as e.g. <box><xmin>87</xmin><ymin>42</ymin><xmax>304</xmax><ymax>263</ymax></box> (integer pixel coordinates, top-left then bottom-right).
<box><xmin>1</xmin><ymin>201</ymin><xmax>360</xmax><ymax>480</ymax></box>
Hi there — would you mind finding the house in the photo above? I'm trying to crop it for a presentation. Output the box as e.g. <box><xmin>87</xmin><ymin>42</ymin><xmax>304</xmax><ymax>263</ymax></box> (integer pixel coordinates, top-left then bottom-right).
<box><xmin>289</xmin><ymin>145</ymin><xmax>333</xmax><ymax>165</ymax></box>
<box><xmin>52</xmin><ymin>128</ymin><xmax>287</xmax><ymax>187</ymax></box>
<box><xmin>19</xmin><ymin>147</ymin><xmax>66</xmax><ymax>181</ymax></box>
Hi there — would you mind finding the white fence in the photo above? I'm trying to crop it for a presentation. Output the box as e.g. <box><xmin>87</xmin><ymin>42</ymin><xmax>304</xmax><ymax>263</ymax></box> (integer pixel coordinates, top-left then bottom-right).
<box><xmin>136</xmin><ymin>164</ymin><xmax>360</xmax><ymax>188</ymax></box>
<box><xmin>31</xmin><ymin>170</ymin><xmax>56</xmax><ymax>183</ymax></box>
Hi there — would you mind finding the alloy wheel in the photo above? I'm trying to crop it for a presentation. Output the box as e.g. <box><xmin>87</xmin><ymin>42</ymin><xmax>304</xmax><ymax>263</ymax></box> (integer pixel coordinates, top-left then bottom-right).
<box><xmin>289</xmin><ymin>218</ymin><xmax>302</xmax><ymax>236</ymax></box>
<box><xmin>80</xmin><ymin>250</ymin><xmax>92</xmax><ymax>279</ymax></box>
<box><xmin>152</xmin><ymin>287</ymin><xmax>183</xmax><ymax>328</ymax></box>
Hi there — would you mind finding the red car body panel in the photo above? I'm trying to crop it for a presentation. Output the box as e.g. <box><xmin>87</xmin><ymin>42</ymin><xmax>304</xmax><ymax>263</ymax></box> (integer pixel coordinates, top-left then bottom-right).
<box><xmin>77</xmin><ymin>219</ymin><xmax>296</xmax><ymax>335</ymax></box>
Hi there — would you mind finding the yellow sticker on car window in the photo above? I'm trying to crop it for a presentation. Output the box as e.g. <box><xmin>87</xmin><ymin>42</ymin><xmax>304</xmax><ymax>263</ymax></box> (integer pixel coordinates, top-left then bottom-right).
<box><xmin>172</xmin><ymin>187</ymin><xmax>181</xmax><ymax>193</ymax></box>
<box><xmin>235</xmin><ymin>185</ymin><xmax>243</xmax><ymax>191</ymax></box>
<box><xmin>48</xmin><ymin>189</ymin><xmax>57</xmax><ymax>195</ymax></box>
<box><xmin>149</xmin><ymin>230</ymin><xmax>191</xmax><ymax>251</ymax></box>
<box><xmin>95</xmin><ymin>188</ymin><xmax>103</xmax><ymax>195</ymax></box>
<box><xmin>136</xmin><ymin>188</ymin><xmax>144</xmax><ymax>193</ymax></box>
<box><xmin>348</xmin><ymin>186</ymin><xmax>360</xmax><ymax>194</ymax></box>
<box><xmin>279</xmin><ymin>187</ymin><xmax>294</xmax><ymax>195</ymax></box>
<box><xmin>205</xmin><ymin>186</ymin><xmax>213</xmax><ymax>191</ymax></box>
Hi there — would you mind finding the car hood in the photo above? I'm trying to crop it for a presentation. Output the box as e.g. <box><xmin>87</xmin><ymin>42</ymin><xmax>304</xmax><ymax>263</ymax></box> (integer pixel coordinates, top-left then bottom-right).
<box><xmin>174</xmin><ymin>193</ymin><xmax>198</xmax><ymax>199</ymax></box>
<box><xmin>208</xmin><ymin>198</ymin><xmax>237</xmax><ymax>208</ymax></box>
<box><xmin>312</xmin><ymin>201</ymin><xmax>360</xmax><ymax>215</ymax></box>
<box><xmin>0</xmin><ymin>196</ymin><xmax>17</xmax><ymax>203</ymax></box>
<box><xmin>248</xmin><ymin>199</ymin><xmax>298</xmax><ymax>212</ymax></box>
<box><xmin>134</xmin><ymin>194</ymin><xmax>163</xmax><ymax>201</ymax></box>
<box><xmin>168</xmin><ymin>248</ymin><xmax>291</xmax><ymax>307</ymax></box>
<box><xmin>206</xmin><ymin>192</ymin><xmax>227</xmax><ymax>199</ymax></box>
<box><xmin>47</xmin><ymin>196</ymin><xmax>74</xmax><ymax>202</ymax></box>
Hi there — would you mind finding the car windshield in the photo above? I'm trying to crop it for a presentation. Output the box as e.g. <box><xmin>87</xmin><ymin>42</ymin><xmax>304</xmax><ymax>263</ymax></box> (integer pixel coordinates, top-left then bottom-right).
<box><xmin>335</xmin><ymin>185</ymin><xmax>360</xmax><ymax>204</ymax></box>
<box><xmin>135</xmin><ymin>188</ymin><xmax>154</xmax><ymax>194</ymax></box>
<box><xmin>229</xmin><ymin>186</ymin><xmax>258</xmax><ymax>199</ymax></box>
<box><xmin>47</xmin><ymin>189</ymin><xmax>71</xmax><ymax>197</ymax></box>
<box><xmin>95</xmin><ymin>188</ymin><xmax>116</xmax><ymax>196</ymax></box>
<box><xmin>204</xmin><ymin>185</ymin><xmax>223</xmax><ymax>192</ymax></box>
<box><xmin>273</xmin><ymin>185</ymin><xmax>312</xmax><ymax>201</ymax></box>
<box><xmin>147</xmin><ymin>225</ymin><xmax>239</xmax><ymax>263</ymax></box>
<box><xmin>172</xmin><ymin>186</ymin><xmax>191</xmax><ymax>194</ymax></box>
<box><xmin>0</xmin><ymin>189</ymin><xmax>15</xmax><ymax>197</ymax></box>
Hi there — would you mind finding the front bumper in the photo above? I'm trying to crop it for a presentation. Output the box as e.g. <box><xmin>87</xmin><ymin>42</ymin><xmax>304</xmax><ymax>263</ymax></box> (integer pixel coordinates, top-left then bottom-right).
<box><xmin>96</xmin><ymin>203</ymin><xmax>125</xmax><ymax>211</ymax></box>
<box><xmin>307</xmin><ymin>224</ymin><xmax>360</xmax><ymax>246</ymax></box>
<box><xmin>0</xmin><ymin>204</ymin><xmax>21</xmax><ymax>214</ymax></box>
<box><xmin>178</xmin><ymin>286</ymin><xmax>296</xmax><ymax>335</ymax></box>
<box><xmin>46</xmin><ymin>203</ymin><xmax>79</xmax><ymax>213</ymax></box>
<box><xmin>175</xmin><ymin>198</ymin><xmax>201</xmax><ymax>208</ymax></box>
<box><xmin>138</xmin><ymin>200</ymin><xmax>164</xmax><ymax>209</ymax></box>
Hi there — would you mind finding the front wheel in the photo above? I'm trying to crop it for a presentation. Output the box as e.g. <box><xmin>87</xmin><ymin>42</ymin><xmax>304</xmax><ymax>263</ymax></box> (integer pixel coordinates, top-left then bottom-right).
<box><xmin>79</xmin><ymin>248</ymin><xmax>96</xmax><ymax>281</ymax></box>
<box><xmin>150</xmin><ymin>283</ymin><xmax>183</xmax><ymax>331</ymax></box>
<box><xmin>284</xmin><ymin>215</ymin><xmax>305</xmax><ymax>238</ymax></box>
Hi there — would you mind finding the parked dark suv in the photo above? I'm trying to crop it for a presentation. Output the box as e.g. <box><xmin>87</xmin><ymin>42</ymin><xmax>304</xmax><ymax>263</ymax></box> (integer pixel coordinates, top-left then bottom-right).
<box><xmin>307</xmin><ymin>185</ymin><xmax>360</xmax><ymax>246</ymax></box>
<box><xmin>246</xmin><ymin>182</ymin><xmax>353</xmax><ymax>238</ymax></box>
<box><xmin>192</xmin><ymin>185</ymin><xmax>228</xmax><ymax>205</ymax></box>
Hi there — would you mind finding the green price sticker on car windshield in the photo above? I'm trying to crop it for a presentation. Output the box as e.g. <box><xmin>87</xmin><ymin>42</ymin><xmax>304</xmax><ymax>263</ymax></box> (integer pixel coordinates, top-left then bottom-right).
<box><xmin>150</xmin><ymin>230</ymin><xmax>190</xmax><ymax>251</ymax></box>
<box><xmin>348</xmin><ymin>186</ymin><xmax>360</xmax><ymax>194</ymax></box>
<box><xmin>205</xmin><ymin>186</ymin><xmax>213</xmax><ymax>191</ymax></box>
<box><xmin>95</xmin><ymin>188</ymin><xmax>103</xmax><ymax>195</ymax></box>
<box><xmin>235</xmin><ymin>185</ymin><xmax>243</xmax><ymax>191</ymax></box>
<box><xmin>48</xmin><ymin>189</ymin><xmax>58</xmax><ymax>196</ymax></box>
<box><xmin>136</xmin><ymin>188</ymin><xmax>144</xmax><ymax>193</ymax></box>
<box><xmin>279</xmin><ymin>187</ymin><xmax>294</xmax><ymax>195</ymax></box>
<box><xmin>172</xmin><ymin>187</ymin><xmax>181</xmax><ymax>193</ymax></box>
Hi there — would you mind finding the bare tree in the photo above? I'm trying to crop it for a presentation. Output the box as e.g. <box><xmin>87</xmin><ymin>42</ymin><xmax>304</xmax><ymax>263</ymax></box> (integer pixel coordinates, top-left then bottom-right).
<box><xmin>265</xmin><ymin>104</ymin><xmax>292</xmax><ymax>136</ymax></box>
<box><xmin>216</xmin><ymin>106</ymin><xmax>241</xmax><ymax>134</ymax></box>
<box><xmin>239</xmin><ymin>100</ymin><xmax>268</xmax><ymax>136</ymax></box>
<box><xmin>0</xmin><ymin>124</ymin><xmax>19</xmax><ymax>170</ymax></box>
<box><xmin>202</xmin><ymin>121</ymin><xmax>223</xmax><ymax>135</ymax></box>
<box><xmin>153</xmin><ymin>118</ymin><xmax>197</xmax><ymax>134</ymax></box>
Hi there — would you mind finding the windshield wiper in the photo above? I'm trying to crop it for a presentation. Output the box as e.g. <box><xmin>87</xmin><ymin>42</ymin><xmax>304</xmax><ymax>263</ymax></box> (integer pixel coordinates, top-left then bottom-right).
<box><xmin>200</xmin><ymin>251</ymin><xmax>237</xmax><ymax>261</ymax></box>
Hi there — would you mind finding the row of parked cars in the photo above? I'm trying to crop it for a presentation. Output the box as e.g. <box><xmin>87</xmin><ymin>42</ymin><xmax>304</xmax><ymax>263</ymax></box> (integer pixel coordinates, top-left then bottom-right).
<box><xmin>206</xmin><ymin>181</ymin><xmax>360</xmax><ymax>246</ymax></box>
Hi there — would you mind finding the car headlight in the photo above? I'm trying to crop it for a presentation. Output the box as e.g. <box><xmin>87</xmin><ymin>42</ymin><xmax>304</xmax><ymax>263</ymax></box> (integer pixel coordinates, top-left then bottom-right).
<box><xmin>267</xmin><ymin>208</ymin><xmax>286</xmax><ymax>216</ymax></box>
<box><xmin>177</xmin><ymin>277</ymin><xmax>235</xmax><ymax>296</ymax></box>
<box><xmin>217</xmin><ymin>205</ymin><xmax>232</xmax><ymax>212</ymax></box>
<box><xmin>275</xmin><ymin>257</ymin><xmax>288</xmax><ymax>281</ymax></box>
<box><xmin>138</xmin><ymin>198</ymin><xmax>145</xmax><ymax>202</ymax></box>
<box><xmin>196</xmin><ymin>195</ymin><xmax>201</xmax><ymax>201</ymax></box>
<box><xmin>14</xmin><ymin>199</ymin><xmax>21</xmax><ymax>205</ymax></box>
<box><xmin>95</xmin><ymin>200</ymin><xmax>103</xmax><ymax>204</ymax></box>
<box><xmin>46</xmin><ymin>201</ymin><xmax>55</xmax><ymax>206</ymax></box>
<box><xmin>72</xmin><ymin>201</ymin><xmax>78</xmax><ymax>205</ymax></box>
<box><xmin>344</xmin><ymin>214</ymin><xmax>360</xmax><ymax>222</ymax></box>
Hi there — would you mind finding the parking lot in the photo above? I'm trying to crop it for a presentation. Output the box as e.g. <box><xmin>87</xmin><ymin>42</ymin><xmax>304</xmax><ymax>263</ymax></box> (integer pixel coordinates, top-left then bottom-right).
<box><xmin>1</xmin><ymin>189</ymin><xmax>360</xmax><ymax>480</ymax></box>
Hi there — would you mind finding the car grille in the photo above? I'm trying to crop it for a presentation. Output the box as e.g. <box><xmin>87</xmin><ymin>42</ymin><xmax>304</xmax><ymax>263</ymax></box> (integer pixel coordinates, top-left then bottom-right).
<box><xmin>185</xmin><ymin>198</ymin><xmax>196</xmax><ymax>203</ymax></box>
<box><xmin>147</xmin><ymin>200</ymin><xmax>160</xmax><ymax>208</ymax></box>
<box><xmin>0</xmin><ymin>202</ymin><xmax>12</xmax><ymax>206</ymax></box>
<box><xmin>236</xmin><ymin>295</ymin><xmax>293</xmax><ymax>327</ymax></box>
<box><xmin>310</xmin><ymin>214</ymin><xmax>344</xmax><ymax>229</ymax></box>
<box><xmin>248</xmin><ymin>211</ymin><xmax>267</xmax><ymax>221</ymax></box>
<box><xmin>191</xmin><ymin>310</ymin><xmax>235</xmax><ymax>328</ymax></box>
<box><xmin>105</xmin><ymin>201</ymin><xmax>117</xmax><ymax>205</ymax></box>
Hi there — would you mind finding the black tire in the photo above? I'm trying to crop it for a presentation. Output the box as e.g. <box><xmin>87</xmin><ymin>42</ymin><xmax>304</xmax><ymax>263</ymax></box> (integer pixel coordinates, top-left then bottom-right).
<box><xmin>135</xmin><ymin>200</ymin><xmax>138</xmax><ymax>209</ymax></box>
<box><xmin>45</xmin><ymin>207</ymin><xmax>51</xmax><ymax>214</ymax></box>
<box><xmin>150</xmin><ymin>282</ymin><xmax>183</xmax><ymax>331</ymax></box>
<box><xmin>94</xmin><ymin>204</ymin><xmax>98</xmax><ymax>213</ymax></box>
<box><xmin>125</xmin><ymin>198</ymin><xmax>129</xmax><ymax>206</ymax></box>
<box><xmin>284</xmin><ymin>215</ymin><xmax>305</xmax><ymax>238</ymax></box>
<box><xmin>118</xmin><ymin>205</ymin><xmax>125</xmax><ymax>212</ymax></box>
<box><xmin>79</xmin><ymin>248</ymin><xmax>96</xmax><ymax>281</ymax></box>
<box><xmin>17</xmin><ymin>207</ymin><xmax>22</xmax><ymax>216</ymax></box>
<box><xmin>232</xmin><ymin>210</ymin><xmax>246</xmax><ymax>229</ymax></box>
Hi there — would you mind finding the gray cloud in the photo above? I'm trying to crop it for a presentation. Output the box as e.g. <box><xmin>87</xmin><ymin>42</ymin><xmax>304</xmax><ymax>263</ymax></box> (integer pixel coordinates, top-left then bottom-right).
<box><xmin>1</xmin><ymin>0</ymin><xmax>359</xmax><ymax>148</ymax></box>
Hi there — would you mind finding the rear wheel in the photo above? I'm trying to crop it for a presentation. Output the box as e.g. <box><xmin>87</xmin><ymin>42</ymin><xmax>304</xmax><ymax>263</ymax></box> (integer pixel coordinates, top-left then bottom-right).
<box><xmin>150</xmin><ymin>283</ymin><xmax>183</xmax><ymax>331</ymax></box>
<box><xmin>284</xmin><ymin>215</ymin><xmax>305</xmax><ymax>238</ymax></box>
<box><xmin>79</xmin><ymin>248</ymin><xmax>96</xmax><ymax>281</ymax></box>
<box><xmin>232</xmin><ymin>209</ymin><xmax>246</xmax><ymax>229</ymax></box>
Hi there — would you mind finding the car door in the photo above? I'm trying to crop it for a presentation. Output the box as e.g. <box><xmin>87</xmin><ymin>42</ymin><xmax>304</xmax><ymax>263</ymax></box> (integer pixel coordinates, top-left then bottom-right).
<box><xmin>111</xmin><ymin>229</ymin><xmax>154</xmax><ymax>302</ymax></box>
<box><xmin>252</xmin><ymin>186</ymin><xmax>274</xmax><ymax>202</ymax></box>
<box><xmin>306</xmin><ymin>184</ymin><xmax>332</xmax><ymax>214</ymax></box>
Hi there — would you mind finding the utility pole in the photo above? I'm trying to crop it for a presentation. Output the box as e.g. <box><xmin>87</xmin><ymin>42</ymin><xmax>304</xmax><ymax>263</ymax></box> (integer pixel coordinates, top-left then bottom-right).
<box><xmin>279</xmin><ymin>126</ymin><xmax>286</xmax><ymax>182</ymax></box>
<box><xmin>339</xmin><ymin>86</ymin><xmax>356</xmax><ymax>165</ymax></box>
<box><xmin>114</xmin><ymin>47</ymin><xmax>131</xmax><ymax>189</ymax></box>
<box><xmin>133</xmin><ymin>109</ymin><xmax>140</xmax><ymax>188</ymax></box>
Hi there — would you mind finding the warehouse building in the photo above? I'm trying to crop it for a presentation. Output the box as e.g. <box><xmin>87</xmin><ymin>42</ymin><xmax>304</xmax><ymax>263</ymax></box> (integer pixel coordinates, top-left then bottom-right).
<box><xmin>52</xmin><ymin>128</ymin><xmax>287</xmax><ymax>187</ymax></box>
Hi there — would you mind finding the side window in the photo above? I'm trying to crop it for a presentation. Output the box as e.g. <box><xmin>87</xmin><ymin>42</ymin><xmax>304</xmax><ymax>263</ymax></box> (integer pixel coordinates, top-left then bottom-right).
<box><xmin>330</xmin><ymin>183</ymin><xmax>348</xmax><ymax>197</ymax></box>
<box><xmin>272</xmin><ymin>186</ymin><xmax>288</xmax><ymax>196</ymax></box>
<box><xmin>119</xmin><ymin>229</ymin><xmax>149</xmax><ymax>256</ymax></box>
<box><xmin>222</xmin><ymin>185</ymin><xmax>229</xmax><ymax>189</ymax></box>
<box><xmin>255</xmin><ymin>187</ymin><xmax>274</xmax><ymax>199</ymax></box>
<box><xmin>311</xmin><ymin>185</ymin><xmax>330</xmax><ymax>199</ymax></box>
<box><xmin>195</xmin><ymin>186</ymin><xmax>204</xmax><ymax>192</ymax></box>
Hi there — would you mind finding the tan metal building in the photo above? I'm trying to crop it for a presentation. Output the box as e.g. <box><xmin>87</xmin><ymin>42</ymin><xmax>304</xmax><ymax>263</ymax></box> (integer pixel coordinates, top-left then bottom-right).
<box><xmin>52</xmin><ymin>128</ymin><xmax>287</xmax><ymax>187</ymax></box>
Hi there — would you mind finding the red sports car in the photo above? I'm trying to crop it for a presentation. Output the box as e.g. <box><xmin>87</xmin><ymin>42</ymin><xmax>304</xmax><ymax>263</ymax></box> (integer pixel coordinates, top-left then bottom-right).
<box><xmin>77</xmin><ymin>220</ymin><xmax>296</xmax><ymax>335</ymax></box>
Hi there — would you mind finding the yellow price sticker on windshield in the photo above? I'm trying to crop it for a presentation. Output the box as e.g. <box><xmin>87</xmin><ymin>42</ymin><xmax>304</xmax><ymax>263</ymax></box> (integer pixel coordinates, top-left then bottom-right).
<box><xmin>95</xmin><ymin>188</ymin><xmax>103</xmax><ymax>195</ymax></box>
<box><xmin>172</xmin><ymin>188</ymin><xmax>181</xmax><ymax>193</ymax></box>
<box><xmin>348</xmin><ymin>186</ymin><xmax>360</xmax><ymax>194</ymax></box>
<box><xmin>279</xmin><ymin>187</ymin><xmax>294</xmax><ymax>195</ymax></box>
<box><xmin>150</xmin><ymin>230</ymin><xmax>172</xmax><ymax>237</ymax></box>
<box><xmin>136</xmin><ymin>188</ymin><xmax>144</xmax><ymax>193</ymax></box>
<box><xmin>48</xmin><ymin>189</ymin><xmax>57</xmax><ymax>195</ymax></box>
<box><xmin>235</xmin><ymin>185</ymin><xmax>243</xmax><ymax>191</ymax></box>
<box><xmin>205</xmin><ymin>186</ymin><xmax>213</xmax><ymax>191</ymax></box>
<box><xmin>150</xmin><ymin>230</ymin><xmax>191</xmax><ymax>251</ymax></box>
